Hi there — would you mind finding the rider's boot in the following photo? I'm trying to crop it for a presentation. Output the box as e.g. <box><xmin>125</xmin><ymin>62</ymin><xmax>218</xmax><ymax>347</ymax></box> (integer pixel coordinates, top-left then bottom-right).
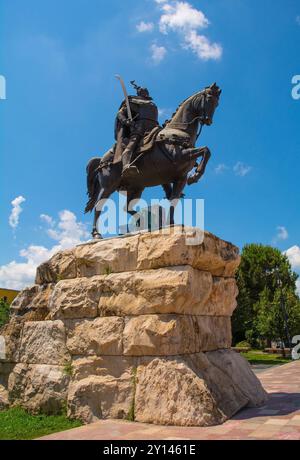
<box><xmin>121</xmin><ymin>137</ymin><xmax>139</xmax><ymax>178</ymax></box>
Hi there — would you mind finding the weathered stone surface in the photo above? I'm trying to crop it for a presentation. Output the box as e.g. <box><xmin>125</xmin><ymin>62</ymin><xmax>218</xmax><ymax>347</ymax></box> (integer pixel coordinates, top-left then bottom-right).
<box><xmin>19</xmin><ymin>321</ymin><xmax>69</xmax><ymax>365</ymax></box>
<box><xmin>137</xmin><ymin>227</ymin><xmax>240</xmax><ymax>277</ymax></box>
<box><xmin>66</xmin><ymin>318</ymin><xmax>124</xmax><ymax>356</ymax></box>
<box><xmin>99</xmin><ymin>267</ymin><xmax>237</xmax><ymax>317</ymax></box>
<box><xmin>123</xmin><ymin>315</ymin><xmax>231</xmax><ymax>356</ymax></box>
<box><xmin>99</xmin><ymin>266</ymin><xmax>212</xmax><ymax>316</ymax></box>
<box><xmin>71</xmin><ymin>356</ymin><xmax>135</xmax><ymax>382</ymax></box>
<box><xmin>0</xmin><ymin>386</ymin><xmax>9</xmax><ymax>410</ymax></box>
<box><xmin>135</xmin><ymin>356</ymin><xmax>226</xmax><ymax>426</ymax></box>
<box><xmin>1</xmin><ymin>319</ymin><xmax>23</xmax><ymax>363</ymax></box>
<box><xmin>134</xmin><ymin>351</ymin><xmax>267</xmax><ymax>426</ymax></box>
<box><xmin>49</xmin><ymin>277</ymin><xmax>101</xmax><ymax>319</ymax></box>
<box><xmin>10</xmin><ymin>284</ymin><xmax>54</xmax><ymax>320</ymax></box>
<box><xmin>0</xmin><ymin>362</ymin><xmax>15</xmax><ymax>388</ymax></box>
<box><xmin>204</xmin><ymin>277</ymin><xmax>238</xmax><ymax>316</ymax></box>
<box><xmin>75</xmin><ymin>234</ymin><xmax>140</xmax><ymax>278</ymax></box>
<box><xmin>202</xmin><ymin>350</ymin><xmax>268</xmax><ymax>410</ymax></box>
<box><xmin>35</xmin><ymin>227</ymin><xmax>239</xmax><ymax>284</ymax></box>
<box><xmin>36</xmin><ymin>249</ymin><xmax>77</xmax><ymax>284</ymax></box>
<box><xmin>8</xmin><ymin>363</ymin><xmax>69</xmax><ymax>414</ymax></box>
<box><xmin>0</xmin><ymin>362</ymin><xmax>14</xmax><ymax>408</ymax></box>
<box><xmin>67</xmin><ymin>374</ymin><xmax>134</xmax><ymax>423</ymax></box>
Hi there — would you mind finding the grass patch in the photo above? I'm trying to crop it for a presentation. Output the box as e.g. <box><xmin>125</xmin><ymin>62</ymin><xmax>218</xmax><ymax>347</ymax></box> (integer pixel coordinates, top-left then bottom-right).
<box><xmin>63</xmin><ymin>360</ymin><xmax>74</xmax><ymax>377</ymax></box>
<box><xmin>0</xmin><ymin>407</ymin><xmax>82</xmax><ymax>440</ymax></box>
<box><xmin>241</xmin><ymin>349</ymin><xmax>291</xmax><ymax>365</ymax></box>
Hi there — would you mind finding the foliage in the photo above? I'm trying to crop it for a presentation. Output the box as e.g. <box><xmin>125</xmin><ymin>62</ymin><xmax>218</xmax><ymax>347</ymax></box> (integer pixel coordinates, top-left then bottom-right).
<box><xmin>232</xmin><ymin>244</ymin><xmax>300</xmax><ymax>347</ymax></box>
<box><xmin>241</xmin><ymin>350</ymin><xmax>290</xmax><ymax>365</ymax></box>
<box><xmin>255</xmin><ymin>288</ymin><xmax>300</xmax><ymax>345</ymax></box>
<box><xmin>235</xmin><ymin>341</ymin><xmax>251</xmax><ymax>348</ymax></box>
<box><xmin>0</xmin><ymin>298</ymin><xmax>10</xmax><ymax>328</ymax></box>
<box><xmin>63</xmin><ymin>360</ymin><xmax>74</xmax><ymax>377</ymax></box>
<box><xmin>0</xmin><ymin>407</ymin><xmax>82</xmax><ymax>440</ymax></box>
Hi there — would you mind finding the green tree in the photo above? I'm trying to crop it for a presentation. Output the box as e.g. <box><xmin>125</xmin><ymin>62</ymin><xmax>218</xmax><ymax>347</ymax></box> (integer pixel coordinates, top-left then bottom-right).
<box><xmin>0</xmin><ymin>297</ymin><xmax>10</xmax><ymax>328</ymax></box>
<box><xmin>255</xmin><ymin>287</ymin><xmax>300</xmax><ymax>347</ymax></box>
<box><xmin>232</xmin><ymin>244</ymin><xmax>299</xmax><ymax>347</ymax></box>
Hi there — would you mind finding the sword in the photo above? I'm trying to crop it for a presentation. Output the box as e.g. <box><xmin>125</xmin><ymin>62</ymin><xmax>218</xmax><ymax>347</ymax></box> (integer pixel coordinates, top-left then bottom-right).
<box><xmin>115</xmin><ymin>74</ymin><xmax>133</xmax><ymax>122</ymax></box>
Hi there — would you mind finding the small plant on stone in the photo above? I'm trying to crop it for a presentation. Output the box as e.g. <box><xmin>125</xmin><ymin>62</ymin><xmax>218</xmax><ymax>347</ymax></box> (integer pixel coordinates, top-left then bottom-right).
<box><xmin>104</xmin><ymin>266</ymin><xmax>112</xmax><ymax>275</ymax></box>
<box><xmin>126</xmin><ymin>367</ymin><xmax>137</xmax><ymax>422</ymax></box>
<box><xmin>63</xmin><ymin>360</ymin><xmax>74</xmax><ymax>377</ymax></box>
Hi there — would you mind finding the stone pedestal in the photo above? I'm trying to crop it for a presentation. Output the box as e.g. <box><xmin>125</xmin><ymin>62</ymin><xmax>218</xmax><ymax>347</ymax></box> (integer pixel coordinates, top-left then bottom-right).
<box><xmin>0</xmin><ymin>227</ymin><xmax>267</xmax><ymax>425</ymax></box>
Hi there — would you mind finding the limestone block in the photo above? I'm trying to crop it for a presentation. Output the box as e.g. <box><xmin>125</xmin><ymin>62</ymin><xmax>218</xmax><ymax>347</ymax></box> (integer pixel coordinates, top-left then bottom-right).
<box><xmin>35</xmin><ymin>249</ymin><xmax>77</xmax><ymax>284</ymax></box>
<box><xmin>49</xmin><ymin>277</ymin><xmax>101</xmax><ymax>319</ymax></box>
<box><xmin>71</xmin><ymin>356</ymin><xmax>135</xmax><ymax>382</ymax></box>
<box><xmin>99</xmin><ymin>266</ymin><xmax>212</xmax><ymax>316</ymax></box>
<box><xmin>1</xmin><ymin>319</ymin><xmax>23</xmax><ymax>363</ymax></box>
<box><xmin>66</xmin><ymin>317</ymin><xmax>124</xmax><ymax>356</ymax></box>
<box><xmin>135</xmin><ymin>356</ymin><xmax>226</xmax><ymax>426</ymax></box>
<box><xmin>8</xmin><ymin>363</ymin><xmax>69</xmax><ymax>414</ymax></box>
<box><xmin>75</xmin><ymin>234</ymin><xmax>140</xmax><ymax>278</ymax></box>
<box><xmin>134</xmin><ymin>351</ymin><xmax>267</xmax><ymax>426</ymax></box>
<box><xmin>10</xmin><ymin>284</ymin><xmax>54</xmax><ymax>320</ymax></box>
<box><xmin>35</xmin><ymin>227</ymin><xmax>239</xmax><ymax>284</ymax></box>
<box><xmin>123</xmin><ymin>315</ymin><xmax>232</xmax><ymax>356</ymax></box>
<box><xmin>19</xmin><ymin>320</ymin><xmax>69</xmax><ymax>365</ymax></box>
<box><xmin>137</xmin><ymin>227</ymin><xmax>240</xmax><ymax>277</ymax></box>
<box><xmin>67</xmin><ymin>375</ymin><xmax>134</xmax><ymax>424</ymax></box>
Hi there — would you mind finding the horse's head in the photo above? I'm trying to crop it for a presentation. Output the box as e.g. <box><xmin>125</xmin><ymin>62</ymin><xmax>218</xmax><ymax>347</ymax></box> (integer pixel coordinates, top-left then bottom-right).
<box><xmin>197</xmin><ymin>83</ymin><xmax>222</xmax><ymax>126</ymax></box>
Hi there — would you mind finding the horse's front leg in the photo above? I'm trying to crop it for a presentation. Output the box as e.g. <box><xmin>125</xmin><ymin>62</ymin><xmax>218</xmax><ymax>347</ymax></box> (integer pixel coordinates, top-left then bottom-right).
<box><xmin>185</xmin><ymin>146</ymin><xmax>211</xmax><ymax>185</ymax></box>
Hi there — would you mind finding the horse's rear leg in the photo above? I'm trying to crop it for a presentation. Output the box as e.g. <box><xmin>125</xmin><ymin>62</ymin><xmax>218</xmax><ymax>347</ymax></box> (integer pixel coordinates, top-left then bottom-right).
<box><xmin>92</xmin><ymin>188</ymin><xmax>112</xmax><ymax>239</ymax></box>
<box><xmin>125</xmin><ymin>188</ymin><xmax>144</xmax><ymax>232</ymax></box>
<box><xmin>168</xmin><ymin>178</ymin><xmax>187</xmax><ymax>226</ymax></box>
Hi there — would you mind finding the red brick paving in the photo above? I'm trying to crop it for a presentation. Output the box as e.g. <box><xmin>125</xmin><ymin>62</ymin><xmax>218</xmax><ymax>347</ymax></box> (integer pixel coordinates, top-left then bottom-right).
<box><xmin>40</xmin><ymin>361</ymin><xmax>300</xmax><ymax>440</ymax></box>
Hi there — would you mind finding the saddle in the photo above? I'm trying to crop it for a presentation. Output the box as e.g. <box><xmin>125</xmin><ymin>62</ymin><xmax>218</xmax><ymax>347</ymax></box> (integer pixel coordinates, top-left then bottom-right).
<box><xmin>112</xmin><ymin>126</ymin><xmax>191</xmax><ymax>165</ymax></box>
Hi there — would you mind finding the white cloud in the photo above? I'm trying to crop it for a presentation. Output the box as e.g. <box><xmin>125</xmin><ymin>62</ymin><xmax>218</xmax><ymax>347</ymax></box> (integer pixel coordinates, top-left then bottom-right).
<box><xmin>0</xmin><ymin>210</ymin><xmax>89</xmax><ymax>290</ymax></box>
<box><xmin>276</xmin><ymin>226</ymin><xmax>289</xmax><ymax>241</ymax></box>
<box><xmin>137</xmin><ymin>21</ymin><xmax>154</xmax><ymax>33</ymax></box>
<box><xmin>215</xmin><ymin>163</ymin><xmax>229</xmax><ymax>174</ymax></box>
<box><xmin>296</xmin><ymin>16</ymin><xmax>300</xmax><ymax>25</ymax></box>
<box><xmin>159</xmin><ymin>1</ymin><xmax>209</xmax><ymax>33</ymax></box>
<box><xmin>40</xmin><ymin>213</ymin><xmax>54</xmax><ymax>226</ymax></box>
<box><xmin>184</xmin><ymin>30</ymin><xmax>222</xmax><ymax>60</ymax></box>
<box><xmin>9</xmin><ymin>196</ymin><xmax>26</xmax><ymax>230</ymax></box>
<box><xmin>233</xmin><ymin>162</ymin><xmax>252</xmax><ymax>177</ymax></box>
<box><xmin>150</xmin><ymin>43</ymin><xmax>167</xmax><ymax>63</ymax></box>
<box><xmin>154</xmin><ymin>1</ymin><xmax>222</xmax><ymax>61</ymax></box>
<box><xmin>285</xmin><ymin>246</ymin><xmax>300</xmax><ymax>270</ymax></box>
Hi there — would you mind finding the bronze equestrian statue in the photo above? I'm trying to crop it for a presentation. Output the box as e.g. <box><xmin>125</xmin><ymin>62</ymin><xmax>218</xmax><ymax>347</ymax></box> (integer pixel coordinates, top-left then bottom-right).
<box><xmin>85</xmin><ymin>79</ymin><xmax>221</xmax><ymax>239</ymax></box>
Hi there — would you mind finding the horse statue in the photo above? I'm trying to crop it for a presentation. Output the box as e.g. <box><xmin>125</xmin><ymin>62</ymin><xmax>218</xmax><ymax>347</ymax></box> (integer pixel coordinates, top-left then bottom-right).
<box><xmin>85</xmin><ymin>83</ymin><xmax>221</xmax><ymax>238</ymax></box>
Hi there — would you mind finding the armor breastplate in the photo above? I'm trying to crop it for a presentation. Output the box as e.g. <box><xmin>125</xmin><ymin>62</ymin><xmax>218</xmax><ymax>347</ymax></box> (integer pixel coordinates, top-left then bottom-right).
<box><xmin>129</xmin><ymin>97</ymin><xmax>158</xmax><ymax>122</ymax></box>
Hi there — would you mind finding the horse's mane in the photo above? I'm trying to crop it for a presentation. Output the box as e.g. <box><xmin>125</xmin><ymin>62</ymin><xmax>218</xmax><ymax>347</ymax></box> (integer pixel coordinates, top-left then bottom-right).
<box><xmin>163</xmin><ymin>90</ymin><xmax>205</xmax><ymax>127</ymax></box>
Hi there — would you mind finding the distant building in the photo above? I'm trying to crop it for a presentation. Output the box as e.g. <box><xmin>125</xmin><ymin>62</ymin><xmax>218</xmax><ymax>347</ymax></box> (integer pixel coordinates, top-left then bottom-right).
<box><xmin>0</xmin><ymin>288</ymin><xmax>20</xmax><ymax>304</ymax></box>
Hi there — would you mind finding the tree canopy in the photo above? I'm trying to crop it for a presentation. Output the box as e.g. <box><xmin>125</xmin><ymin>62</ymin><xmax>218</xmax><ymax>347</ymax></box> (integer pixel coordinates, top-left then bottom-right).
<box><xmin>232</xmin><ymin>244</ymin><xmax>300</xmax><ymax>348</ymax></box>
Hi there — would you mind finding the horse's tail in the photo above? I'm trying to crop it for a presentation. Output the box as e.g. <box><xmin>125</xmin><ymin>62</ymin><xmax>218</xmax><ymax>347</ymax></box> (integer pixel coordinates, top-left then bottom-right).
<box><xmin>85</xmin><ymin>157</ymin><xmax>101</xmax><ymax>213</ymax></box>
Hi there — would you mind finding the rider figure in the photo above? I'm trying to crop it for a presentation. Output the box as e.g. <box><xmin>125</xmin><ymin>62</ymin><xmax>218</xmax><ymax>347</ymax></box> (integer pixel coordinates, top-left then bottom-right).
<box><xmin>114</xmin><ymin>81</ymin><xmax>159</xmax><ymax>178</ymax></box>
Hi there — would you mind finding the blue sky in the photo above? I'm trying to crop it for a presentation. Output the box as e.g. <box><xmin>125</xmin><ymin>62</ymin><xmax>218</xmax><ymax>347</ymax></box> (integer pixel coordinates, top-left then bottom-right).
<box><xmin>0</xmin><ymin>0</ymin><xmax>300</xmax><ymax>289</ymax></box>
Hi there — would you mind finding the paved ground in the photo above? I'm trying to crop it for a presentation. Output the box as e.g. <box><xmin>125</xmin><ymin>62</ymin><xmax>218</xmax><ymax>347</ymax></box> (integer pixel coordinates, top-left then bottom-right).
<box><xmin>40</xmin><ymin>361</ymin><xmax>300</xmax><ymax>440</ymax></box>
